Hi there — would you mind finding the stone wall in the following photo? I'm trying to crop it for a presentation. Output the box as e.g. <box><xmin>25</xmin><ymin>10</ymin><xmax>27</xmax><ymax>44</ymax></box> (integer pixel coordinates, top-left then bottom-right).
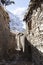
<box><xmin>26</xmin><ymin>7</ymin><xmax>43</xmax><ymax>65</ymax></box>
<box><xmin>0</xmin><ymin>6</ymin><xmax>17</xmax><ymax>60</ymax></box>
<box><xmin>24</xmin><ymin>0</ymin><xmax>43</xmax><ymax>65</ymax></box>
<box><xmin>31</xmin><ymin>45</ymin><xmax>43</xmax><ymax>65</ymax></box>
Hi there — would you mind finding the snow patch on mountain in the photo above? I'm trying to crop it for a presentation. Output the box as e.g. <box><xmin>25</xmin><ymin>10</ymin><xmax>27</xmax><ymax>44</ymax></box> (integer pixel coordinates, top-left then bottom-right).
<box><xmin>7</xmin><ymin>11</ymin><xmax>26</xmax><ymax>33</ymax></box>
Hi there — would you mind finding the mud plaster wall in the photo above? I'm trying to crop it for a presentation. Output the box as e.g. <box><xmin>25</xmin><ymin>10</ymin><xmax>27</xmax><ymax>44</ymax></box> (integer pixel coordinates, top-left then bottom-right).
<box><xmin>0</xmin><ymin>6</ymin><xmax>17</xmax><ymax>59</ymax></box>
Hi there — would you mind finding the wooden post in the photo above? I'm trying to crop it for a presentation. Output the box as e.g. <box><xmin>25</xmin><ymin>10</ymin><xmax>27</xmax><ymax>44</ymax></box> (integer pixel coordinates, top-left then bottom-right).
<box><xmin>26</xmin><ymin>22</ymin><xmax>29</xmax><ymax>34</ymax></box>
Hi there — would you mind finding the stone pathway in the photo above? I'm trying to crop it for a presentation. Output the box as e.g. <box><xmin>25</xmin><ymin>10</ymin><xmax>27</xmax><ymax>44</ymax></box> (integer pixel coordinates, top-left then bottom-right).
<box><xmin>0</xmin><ymin>51</ymin><xmax>32</xmax><ymax>65</ymax></box>
<box><xmin>0</xmin><ymin>60</ymin><xmax>32</xmax><ymax>65</ymax></box>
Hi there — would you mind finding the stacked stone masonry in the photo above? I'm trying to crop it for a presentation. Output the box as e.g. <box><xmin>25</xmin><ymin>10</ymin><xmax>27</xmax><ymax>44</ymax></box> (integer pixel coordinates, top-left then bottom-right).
<box><xmin>31</xmin><ymin>45</ymin><xmax>43</xmax><ymax>65</ymax></box>
<box><xmin>24</xmin><ymin>0</ymin><xmax>43</xmax><ymax>65</ymax></box>
<box><xmin>27</xmin><ymin>8</ymin><xmax>43</xmax><ymax>65</ymax></box>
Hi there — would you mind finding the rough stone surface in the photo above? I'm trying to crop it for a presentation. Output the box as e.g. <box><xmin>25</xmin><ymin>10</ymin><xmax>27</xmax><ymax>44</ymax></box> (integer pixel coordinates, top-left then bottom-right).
<box><xmin>24</xmin><ymin>0</ymin><xmax>43</xmax><ymax>65</ymax></box>
<box><xmin>0</xmin><ymin>6</ymin><xmax>17</xmax><ymax>60</ymax></box>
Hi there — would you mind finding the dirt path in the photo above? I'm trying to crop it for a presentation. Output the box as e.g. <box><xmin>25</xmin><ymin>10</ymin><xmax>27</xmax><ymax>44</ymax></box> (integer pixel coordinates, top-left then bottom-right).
<box><xmin>0</xmin><ymin>50</ymin><xmax>32</xmax><ymax>65</ymax></box>
<box><xmin>0</xmin><ymin>60</ymin><xmax>32</xmax><ymax>65</ymax></box>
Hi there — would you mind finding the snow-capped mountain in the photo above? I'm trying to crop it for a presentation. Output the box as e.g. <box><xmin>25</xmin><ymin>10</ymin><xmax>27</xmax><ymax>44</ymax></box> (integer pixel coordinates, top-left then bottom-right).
<box><xmin>7</xmin><ymin>11</ymin><xmax>26</xmax><ymax>33</ymax></box>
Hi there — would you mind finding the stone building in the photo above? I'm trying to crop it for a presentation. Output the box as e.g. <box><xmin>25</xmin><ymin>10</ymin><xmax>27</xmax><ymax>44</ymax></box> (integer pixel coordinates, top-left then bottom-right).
<box><xmin>24</xmin><ymin>0</ymin><xmax>43</xmax><ymax>65</ymax></box>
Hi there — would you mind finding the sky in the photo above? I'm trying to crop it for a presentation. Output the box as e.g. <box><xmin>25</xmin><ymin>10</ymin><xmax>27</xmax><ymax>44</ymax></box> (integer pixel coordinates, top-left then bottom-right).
<box><xmin>6</xmin><ymin>0</ymin><xmax>30</xmax><ymax>20</ymax></box>
<box><xmin>13</xmin><ymin>0</ymin><xmax>29</xmax><ymax>8</ymax></box>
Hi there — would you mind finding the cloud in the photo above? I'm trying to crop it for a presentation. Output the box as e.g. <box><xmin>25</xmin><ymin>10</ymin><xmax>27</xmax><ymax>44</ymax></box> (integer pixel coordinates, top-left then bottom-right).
<box><xmin>6</xmin><ymin>5</ymin><xmax>26</xmax><ymax>20</ymax></box>
<box><xmin>13</xmin><ymin>7</ymin><xmax>26</xmax><ymax>20</ymax></box>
